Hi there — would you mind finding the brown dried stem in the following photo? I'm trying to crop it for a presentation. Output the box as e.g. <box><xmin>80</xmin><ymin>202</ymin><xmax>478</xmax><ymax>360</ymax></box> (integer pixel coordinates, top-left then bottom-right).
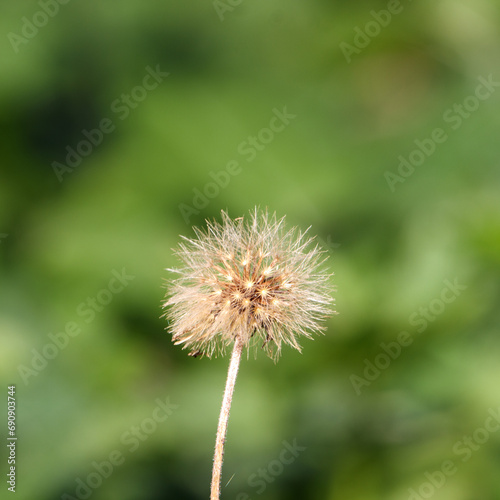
<box><xmin>210</xmin><ymin>336</ymin><xmax>244</xmax><ymax>499</ymax></box>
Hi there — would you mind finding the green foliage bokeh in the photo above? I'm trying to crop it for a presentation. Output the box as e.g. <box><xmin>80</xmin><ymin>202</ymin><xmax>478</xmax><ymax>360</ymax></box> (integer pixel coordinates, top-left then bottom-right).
<box><xmin>1</xmin><ymin>1</ymin><xmax>500</xmax><ymax>499</ymax></box>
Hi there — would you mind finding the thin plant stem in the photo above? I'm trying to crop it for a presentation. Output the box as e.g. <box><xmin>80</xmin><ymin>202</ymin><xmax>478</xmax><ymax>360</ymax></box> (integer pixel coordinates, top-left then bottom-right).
<box><xmin>210</xmin><ymin>336</ymin><xmax>244</xmax><ymax>499</ymax></box>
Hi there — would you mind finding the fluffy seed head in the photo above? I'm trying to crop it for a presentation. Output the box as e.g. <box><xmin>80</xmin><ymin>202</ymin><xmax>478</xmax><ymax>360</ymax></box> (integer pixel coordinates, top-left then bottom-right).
<box><xmin>162</xmin><ymin>208</ymin><xmax>335</xmax><ymax>360</ymax></box>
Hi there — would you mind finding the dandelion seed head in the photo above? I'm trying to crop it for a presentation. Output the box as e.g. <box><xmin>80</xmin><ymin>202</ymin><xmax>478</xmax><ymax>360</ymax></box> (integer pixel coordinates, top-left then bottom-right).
<box><xmin>163</xmin><ymin>207</ymin><xmax>335</xmax><ymax>360</ymax></box>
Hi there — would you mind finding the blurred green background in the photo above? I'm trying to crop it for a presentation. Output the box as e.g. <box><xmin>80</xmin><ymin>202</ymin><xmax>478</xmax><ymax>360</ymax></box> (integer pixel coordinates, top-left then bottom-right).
<box><xmin>1</xmin><ymin>1</ymin><xmax>500</xmax><ymax>499</ymax></box>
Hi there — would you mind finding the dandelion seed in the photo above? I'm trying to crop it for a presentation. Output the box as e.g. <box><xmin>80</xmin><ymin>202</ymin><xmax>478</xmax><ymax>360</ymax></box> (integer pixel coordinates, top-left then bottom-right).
<box><xmin>162</xmin><ymin>207</ymin><xmax>335</xmax><ymax>499</ymax></box>
<box><xmin>163</xmin><ymin>207</ymin><xmax>334</xmax><ymax>360</ymax></box>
